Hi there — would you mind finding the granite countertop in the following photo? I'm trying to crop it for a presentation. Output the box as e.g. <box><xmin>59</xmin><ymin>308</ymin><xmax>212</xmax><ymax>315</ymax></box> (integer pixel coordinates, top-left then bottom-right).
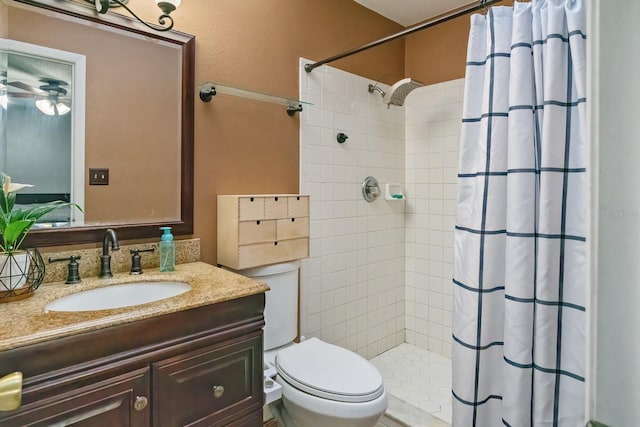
<box><xmin>0</xmin><ymin>262</ymin><xmax>269</xmax><ymax>352</ymax></box>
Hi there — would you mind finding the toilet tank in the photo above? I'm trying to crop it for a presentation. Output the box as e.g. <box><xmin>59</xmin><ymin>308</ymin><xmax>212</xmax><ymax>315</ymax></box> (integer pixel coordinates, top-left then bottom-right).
<box><xmin>237</xmin><ymin>261</ymin><xmax>299</xmax><ymax>351</ymax></box>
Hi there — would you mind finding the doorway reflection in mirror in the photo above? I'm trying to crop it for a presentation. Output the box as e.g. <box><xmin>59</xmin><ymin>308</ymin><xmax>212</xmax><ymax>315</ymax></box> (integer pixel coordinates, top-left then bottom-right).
<box><xmin>1</xmin><ymin>39</ymin><xmax>85</xmax><ymax>228</ymax></box>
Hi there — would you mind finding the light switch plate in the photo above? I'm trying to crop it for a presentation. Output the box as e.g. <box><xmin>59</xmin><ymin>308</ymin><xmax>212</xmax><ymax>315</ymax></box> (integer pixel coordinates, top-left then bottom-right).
<box><xmin>89</xmin><ymin>168</ymin><xmax>109</xmax><ymax>185</ymax></box>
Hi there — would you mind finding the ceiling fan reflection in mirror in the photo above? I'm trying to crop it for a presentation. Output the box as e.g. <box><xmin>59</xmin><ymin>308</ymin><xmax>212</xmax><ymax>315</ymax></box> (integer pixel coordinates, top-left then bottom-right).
<box><xmin>7</xmin><ymin>78</ymin><xmax>71</xmax><ymax>116</ymax></box>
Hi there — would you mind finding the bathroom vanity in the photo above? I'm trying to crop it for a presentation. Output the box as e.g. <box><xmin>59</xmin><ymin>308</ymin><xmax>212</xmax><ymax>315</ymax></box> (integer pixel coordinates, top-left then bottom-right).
<box><xmin>0</xmin><ymin>263</ymin><xmax>268</xmax><ymax>426</ymax></box>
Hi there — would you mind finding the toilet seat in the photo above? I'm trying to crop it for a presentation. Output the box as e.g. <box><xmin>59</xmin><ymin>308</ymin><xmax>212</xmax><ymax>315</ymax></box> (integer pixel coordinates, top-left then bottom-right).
<box><xmin>275</xmin><ymin>338</ymin><xmax>384</xmax><ymax>403</ymax></box>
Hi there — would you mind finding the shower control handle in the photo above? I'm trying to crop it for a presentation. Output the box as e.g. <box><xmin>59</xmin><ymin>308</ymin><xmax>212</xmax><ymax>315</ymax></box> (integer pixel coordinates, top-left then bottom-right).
<box><xmin>362</xmin><ymin>176</ymin><xmax>380</xmax><ymax>202</ymax></box>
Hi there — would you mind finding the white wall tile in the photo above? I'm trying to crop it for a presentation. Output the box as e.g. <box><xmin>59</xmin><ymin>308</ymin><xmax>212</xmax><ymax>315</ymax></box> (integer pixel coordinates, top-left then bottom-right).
<box><xmin>404</xmin><ymin>79</ymin><xmax>463</xmax><ymax>357</ymax></box>
<box><xmin>302</xmin><ymin>60</ymin><xmax>462</xmax><ymax>359</ymax></box>
<box><xmin>300</xmin><ymin>62</ymin><xmax>406</xmax><ymax>358</ymax></box>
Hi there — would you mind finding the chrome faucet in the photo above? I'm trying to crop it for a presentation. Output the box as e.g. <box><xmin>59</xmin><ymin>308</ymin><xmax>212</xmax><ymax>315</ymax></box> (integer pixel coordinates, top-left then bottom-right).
<box><xmin>99</xmin><ymin>228</ymin><xmax>120</xmax><ymax>278</ymax></box>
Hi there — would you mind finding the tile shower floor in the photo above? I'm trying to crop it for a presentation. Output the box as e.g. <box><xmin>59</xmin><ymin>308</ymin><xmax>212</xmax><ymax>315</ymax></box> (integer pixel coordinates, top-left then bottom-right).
<box><xmin>371</xmin><ymin>344</ymin><xmax>452</xmax><ymax>426</ymax></box>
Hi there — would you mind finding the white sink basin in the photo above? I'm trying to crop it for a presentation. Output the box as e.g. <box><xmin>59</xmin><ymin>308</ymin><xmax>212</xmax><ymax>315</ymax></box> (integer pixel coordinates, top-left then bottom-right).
<box><xmin>45</xmin><ymin>281</ymin><xmax>191</xmax><ymax>312</ymax></box>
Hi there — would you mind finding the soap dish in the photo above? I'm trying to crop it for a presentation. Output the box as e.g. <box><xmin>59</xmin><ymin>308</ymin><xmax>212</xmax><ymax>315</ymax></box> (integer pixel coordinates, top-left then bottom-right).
<box><xmin>384</xmin><ymin>183</ymin><xmax>405</xmax><ymax>200</ymax></box>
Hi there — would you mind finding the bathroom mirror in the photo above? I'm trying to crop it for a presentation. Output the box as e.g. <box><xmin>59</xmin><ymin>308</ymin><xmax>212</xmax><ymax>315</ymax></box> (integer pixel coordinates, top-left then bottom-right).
<box><xmin>2</xmin><ymin>0</ymin><xmax>194</xmax><ymax>246</ymax></box>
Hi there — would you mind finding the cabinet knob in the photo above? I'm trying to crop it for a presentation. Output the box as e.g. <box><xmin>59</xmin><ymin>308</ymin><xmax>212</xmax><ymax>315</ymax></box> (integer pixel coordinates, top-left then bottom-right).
<box><xmin>212</xmin><ymin>385</ymin><xmax>225</xmax><ymax>399</ymax></box>
<box><xmin>133</xmin><ymin>396</ymin><xmax>148</xmax><ymax>411</ymax></box>
<box><xmin>0</xmin><ymin>372</ymin><xmax>22</xmax><ymax>412</ymax></box>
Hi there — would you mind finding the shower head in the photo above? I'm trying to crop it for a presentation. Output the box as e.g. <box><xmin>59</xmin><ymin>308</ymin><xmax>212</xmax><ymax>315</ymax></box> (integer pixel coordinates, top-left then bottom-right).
<box><xmin>368</xmin><ymin>78</ymin><xmax>424</xmax><ymax>107</ymax></box>
<box><xmin>384</xmin><ymin>78</ymin><xmax>423</xmax><ymax>106</ymax></box>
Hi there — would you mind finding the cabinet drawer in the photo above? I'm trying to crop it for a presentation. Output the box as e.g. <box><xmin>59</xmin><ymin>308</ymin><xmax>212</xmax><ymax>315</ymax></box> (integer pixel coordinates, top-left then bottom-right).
<box><xmin>239</xmin><ymin>220</ymin><xmax>276</xmax><ymax>244</ymax></box>
<box><xmin>277</xmin><ymin>217</ymin><xmax>309</xmax><ymax>240</ymax></box>
<box><xmin>238</xmin><ymin>238</ymin><xmax>308</xmax><ymax>268</ymax></box>
<box><xmin>152</xmin><ymin>335</ymin><xmax>262</xmax><ymax>427</ymax></box>
<box><xmin>238</xmin><ymin>197</ymin><xmax>264</xmax><ymax>221</ymax></box>
<box><xmin>264</xmin><ymin>196</ymin><xmax>288</xmax><ymax>219</ymax></box>
<box><xmin>287</xmin><ymin>195</ymin><xmax>309</xmax><ymax>217</ymax></box>
<box><xmin>0</xmin><ymin>368</ymin><xmax>150</xmax><ymax>427</ymax></box>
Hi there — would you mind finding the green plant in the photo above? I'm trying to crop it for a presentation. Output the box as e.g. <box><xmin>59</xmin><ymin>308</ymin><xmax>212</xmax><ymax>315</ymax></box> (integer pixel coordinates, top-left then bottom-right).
<box><xmin>0</xmin><ymin>173</ymin><xmax>82</xmax><ymax>253</ymax></box>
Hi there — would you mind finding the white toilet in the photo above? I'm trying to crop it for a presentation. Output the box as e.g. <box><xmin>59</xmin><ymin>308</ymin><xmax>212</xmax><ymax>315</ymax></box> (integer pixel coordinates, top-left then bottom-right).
<box><xmin>239</xmin><ymin>261</ymin><xmax>388</xmax><ymax>427</ymax></box>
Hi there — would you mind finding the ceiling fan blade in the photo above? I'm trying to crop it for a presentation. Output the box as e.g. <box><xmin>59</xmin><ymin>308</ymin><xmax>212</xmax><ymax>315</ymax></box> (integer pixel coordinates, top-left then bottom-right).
<box><xmin>7</xmin><ymin>92</ymin><xmax>34</xmax><ymax>99</ymax></box>
<box><xmin>7</xmin><ymin>81</ymin><xmax>47</xmax><ymax>95</ymax></box>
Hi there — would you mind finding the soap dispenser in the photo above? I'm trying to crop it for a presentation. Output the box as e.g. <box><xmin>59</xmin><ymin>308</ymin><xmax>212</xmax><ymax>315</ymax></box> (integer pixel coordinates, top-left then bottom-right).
<box><xmin>159</xmin><ymin>226</ymin><xmax>175</xmax><ymax>272</ymax></box>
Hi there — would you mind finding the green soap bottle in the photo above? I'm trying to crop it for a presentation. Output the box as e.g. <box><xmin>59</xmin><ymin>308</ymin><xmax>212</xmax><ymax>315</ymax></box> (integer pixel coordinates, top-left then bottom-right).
<box><xmin>159</xmin><ymin>226</ymin><xmax>175</xmax><ymax>272</ymax></box>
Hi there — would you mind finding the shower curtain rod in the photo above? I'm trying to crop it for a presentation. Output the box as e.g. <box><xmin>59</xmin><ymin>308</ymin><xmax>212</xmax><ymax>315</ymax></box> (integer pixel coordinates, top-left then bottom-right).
<box><xmin>304</xmin><ymin>0</ymin><xmax>502</xmax><ymax>73</ymax></box>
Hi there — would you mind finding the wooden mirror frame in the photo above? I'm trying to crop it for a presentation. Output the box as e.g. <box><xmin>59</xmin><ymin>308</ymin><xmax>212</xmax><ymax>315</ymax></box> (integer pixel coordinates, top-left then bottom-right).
<box><xmin>7</xmin><ymin>0</ymin><xmax>195</xmax><ymax>247</ymax></box>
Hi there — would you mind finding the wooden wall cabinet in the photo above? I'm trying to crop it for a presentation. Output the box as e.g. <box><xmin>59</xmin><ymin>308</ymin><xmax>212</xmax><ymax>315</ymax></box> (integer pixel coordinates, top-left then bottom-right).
<box><xmin>218</xmin><ymin>195</ymin><xmax>310</xmax><ymax>269</ymax></box>
<box><xmin>0</xmin><ymin>294</ymin><xmax>265</xmax><ymax>427</ymax></box>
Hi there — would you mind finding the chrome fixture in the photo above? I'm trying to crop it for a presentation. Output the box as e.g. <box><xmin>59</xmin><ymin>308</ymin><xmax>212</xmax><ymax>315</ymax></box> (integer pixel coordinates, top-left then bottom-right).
<box><xmin>87</xmin><ymin>0</ymin><xmax>181</xmax><ymax>32</ymax></box>
<box><xmin>368</xmin><ymin>84</ymin><xmax>385</xmax><ymax>98</ymax></box>
<box><xmin>99</xmin><ymin>228</ymin><xmax>120</xmax><ymax>279</ymax></box>
<box><xmin>368</xmin><ymin>78</ymin><xmax>424</xmax><ymax>107</ymax></box>
<box><xmin>362</xmin><ymin>176</ymin><xmax>380</xmax><ymax>202</ymax></box>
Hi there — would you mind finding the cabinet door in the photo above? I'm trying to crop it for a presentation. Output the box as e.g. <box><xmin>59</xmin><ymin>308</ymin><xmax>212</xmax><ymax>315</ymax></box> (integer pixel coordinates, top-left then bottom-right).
<box><xmin>152</xmin><ymin>334</ymin><xmax>262</xmax><ymax>427</ymax></box>
<box><xmin>0</xmin><ymin>368</ymin><xmax>150</xmax><ymax>427</ymax></box>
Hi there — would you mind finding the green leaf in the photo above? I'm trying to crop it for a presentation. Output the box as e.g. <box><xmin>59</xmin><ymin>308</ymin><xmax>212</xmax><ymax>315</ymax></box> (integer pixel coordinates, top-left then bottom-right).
<box><xmin>22</xmin><ymin>202</ymin><xmax>82</xmax><ymax>221</ymax></box>
<box><xmin>2</xmin><ymin>219</ymin><xmax>33</xmax><ymax>246</ymax></box>
<box><xmin>0</xmin><ymin>173</ymin><xmax>84</xmax><ymax>251</ymax></box>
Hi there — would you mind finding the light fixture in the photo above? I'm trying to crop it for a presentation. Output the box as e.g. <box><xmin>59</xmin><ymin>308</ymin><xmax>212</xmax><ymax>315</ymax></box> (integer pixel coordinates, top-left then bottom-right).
<box><xmin>35</xmin><ymin>81</ymin><xmax>71</xmax><ymax>116</ymax></box>
<box><xmin>35</xmin><ymin>98</ymin><xmax>56</xmax><ymax>116</ymax></box>
<box><xmin>89</xmin><ymin>0</ymin><xmax>181</xmax><ymax>32</ymax></box>
<box><xmin>35</xmin><ymin>98</ymin><xmax>71</xmax><ymax>116</ymax></box>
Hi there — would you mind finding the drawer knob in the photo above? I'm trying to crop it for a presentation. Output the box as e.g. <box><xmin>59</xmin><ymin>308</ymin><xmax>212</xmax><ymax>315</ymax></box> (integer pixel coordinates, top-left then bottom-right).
<box><xmin>134</xmin><ymin>396</ymin><xmax>148</xmax><ymax>411</ymax></box>
<box><xmin>212</xmin><ymin>385</ymin><xmax>225</xmax><ymax>398</ymax></box>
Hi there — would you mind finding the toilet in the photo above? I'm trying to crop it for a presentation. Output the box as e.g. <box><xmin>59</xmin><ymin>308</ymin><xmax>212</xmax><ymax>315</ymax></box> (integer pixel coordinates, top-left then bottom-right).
<box><xmin>238</xmin><ymin>261</ymin><xmax>388</xmax><ymax>427</ymax></box>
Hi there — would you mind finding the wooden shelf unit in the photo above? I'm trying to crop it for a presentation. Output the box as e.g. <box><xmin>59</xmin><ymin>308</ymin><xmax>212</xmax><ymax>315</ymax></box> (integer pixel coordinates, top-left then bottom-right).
<box><xmin>217</xmin><ymin>195</ymin><xmax>310</xmax><ymax>270</ymax></box>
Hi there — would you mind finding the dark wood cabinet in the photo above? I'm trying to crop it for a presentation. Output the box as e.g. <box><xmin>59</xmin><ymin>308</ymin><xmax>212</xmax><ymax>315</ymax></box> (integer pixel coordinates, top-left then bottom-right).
<box><xmin>153</xmin><ymin>335</ymin><xmax>262</xmax><ymax>426</ymax></box>
<box><xmin>0</xmin><ymin>294</ymin><xmax>265</xmax><ymax>427</ymax></box>
<box><xmin>0</xmin><ymin>368</ymin><xmax>150</xmax><ymax>427</ymax></box>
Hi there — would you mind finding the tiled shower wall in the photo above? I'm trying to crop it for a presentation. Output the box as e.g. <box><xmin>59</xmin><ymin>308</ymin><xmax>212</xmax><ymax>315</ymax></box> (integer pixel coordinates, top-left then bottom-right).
<box><xmin>298</xmin><ymin>59</ymin><xmax>406</xmax><ymax>359</ymax></box>
<box><xmin>299</xmin><ymin>58</ymin><xmax>463</xmax><ymax>360</ymax></box>
<box><xmin>404</xmin><ymin>79</ymin><xmax>463</xmax><ymax>358</ymax></box>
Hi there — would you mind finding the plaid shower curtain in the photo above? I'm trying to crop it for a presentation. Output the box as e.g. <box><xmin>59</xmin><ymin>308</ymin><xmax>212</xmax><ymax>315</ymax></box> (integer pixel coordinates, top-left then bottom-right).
<box><xmin>452</xmin><ymin>1</ymin><xmax>587</xmax><ymax>426</ymax></box>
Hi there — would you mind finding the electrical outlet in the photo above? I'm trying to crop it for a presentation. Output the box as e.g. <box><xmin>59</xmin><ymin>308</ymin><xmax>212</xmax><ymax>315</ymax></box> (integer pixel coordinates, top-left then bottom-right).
<box><xmin>89</xmin><ymin>168</ymin><xmax>109</xmax><ymax>185</ymax></box>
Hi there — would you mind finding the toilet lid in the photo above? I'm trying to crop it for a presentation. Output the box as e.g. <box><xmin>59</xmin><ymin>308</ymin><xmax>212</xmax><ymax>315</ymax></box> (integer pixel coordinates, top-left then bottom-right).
<box><xmin>275</xmin><ymin>338</ymin><xmax>384</xmax><ymax>403</ymax></box>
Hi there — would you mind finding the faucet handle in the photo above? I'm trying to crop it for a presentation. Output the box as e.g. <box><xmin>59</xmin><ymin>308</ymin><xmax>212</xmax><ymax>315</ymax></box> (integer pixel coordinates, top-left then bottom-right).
<box><xmin>130</xmin><ymin>248</ymin><xmax>155</xmax><ymax>275</ymax></box>
<box><xmin>48</xmin><ymin>255</ymin><xmax>82</xmax><ymax>284</ymax></box>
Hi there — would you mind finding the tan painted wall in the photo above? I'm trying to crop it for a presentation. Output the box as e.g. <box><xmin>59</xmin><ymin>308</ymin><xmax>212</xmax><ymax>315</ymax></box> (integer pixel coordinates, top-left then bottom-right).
<box><xmin>0</xmin><ymin>2</ymin><xmax>7</xmax><ymax>38</ymax></box>
<box><xmin>405</xmin><ymin>1</ymin><xmax>514</xmax><ymax>85</ymax></box>
<box><xmin>137</xmin><ymin>0</ymin><xmax>405</xmax><ymax>263</ymax></box>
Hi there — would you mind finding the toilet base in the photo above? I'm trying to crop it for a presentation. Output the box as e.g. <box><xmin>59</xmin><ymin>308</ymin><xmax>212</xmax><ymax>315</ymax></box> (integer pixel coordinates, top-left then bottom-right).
<box><xmin>273</xmin><ymin>375</ymin><xmax>387</xmax><ymax>427</ymax></box>
<box><xmin>268</xmin><ymin>399</ymin><xmax>295</xmax><ymax>427</ymax></box>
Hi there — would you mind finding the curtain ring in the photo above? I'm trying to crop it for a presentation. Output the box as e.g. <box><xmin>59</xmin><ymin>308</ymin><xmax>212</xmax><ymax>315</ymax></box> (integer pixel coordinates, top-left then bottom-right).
<box><xmin>480</xmin><ymin>0</ymin><xmax>489</xmax><ymax>16</ymax></box>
